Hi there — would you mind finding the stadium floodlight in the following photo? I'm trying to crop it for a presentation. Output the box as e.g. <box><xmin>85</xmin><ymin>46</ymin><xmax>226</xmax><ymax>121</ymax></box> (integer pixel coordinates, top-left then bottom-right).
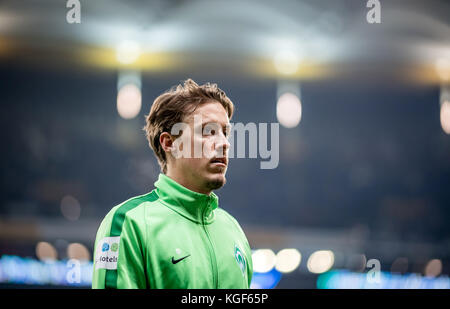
<box><xmin>274</xmin><ymin>49</ymin><xmax>300</xmax><ymax>75</ymax></box>
<box><xmin>116</xmin><ymin>40</ymin><xmax>141</xmax><ymax>65</ymax></box>
<box><xmin>435</xmin><ymin>58</ymin><xmax>450</xmax><ymax>82</ymax></box>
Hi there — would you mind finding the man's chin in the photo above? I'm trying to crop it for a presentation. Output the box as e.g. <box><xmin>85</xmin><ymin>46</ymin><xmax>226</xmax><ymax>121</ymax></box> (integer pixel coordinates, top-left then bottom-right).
<box><xmin>205</xmin><ymin>174</ymin><xmax>226</xmax><ymax>191</ymax></box>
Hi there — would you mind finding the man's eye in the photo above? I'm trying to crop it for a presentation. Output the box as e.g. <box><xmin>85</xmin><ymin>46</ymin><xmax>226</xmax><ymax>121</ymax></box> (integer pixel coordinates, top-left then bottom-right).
<box><xmin>203</xmin><ymin>128</ymin><xmax>215</xmax><ymax>136</ymax></box>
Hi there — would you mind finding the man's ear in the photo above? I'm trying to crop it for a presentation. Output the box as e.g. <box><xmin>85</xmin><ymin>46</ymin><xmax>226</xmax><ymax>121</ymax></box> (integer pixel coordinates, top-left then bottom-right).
<box><xmin>160</xmin><ymin>132</ymin><xmax>174</xmax><ymax>153</ymax></box>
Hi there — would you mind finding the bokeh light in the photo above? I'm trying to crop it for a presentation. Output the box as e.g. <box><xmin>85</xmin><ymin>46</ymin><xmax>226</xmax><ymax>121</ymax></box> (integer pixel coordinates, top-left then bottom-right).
<box><xmin>424</xmin><ymin>259</ymin><xmax>442</xmax><ymax>277</ymax></box>
<box><xmin>345</xmin><ymin>253</ymin><xmax>367</xmax><ymax>272</ymax></box>
<box><xmin>67</xmin><ymin>243</ymin><xmax>91</xmax><ymax>261</ymax></box>
<box><xmin>276</xmin><ymin>92</ymin><xmax>302</xmax><ymax>128</ymax></box>
<box><xmin>440</xmin><ymin>101</ymin><xmax>450</xmax><ymax>134</ymax></box>
<box><xmin>275</xmin><ymin>248</ymin><xmax>301</xmax><ymax>273</ymax></box>
<box><xmin>435</xmin><ymin>58</ymin><xmax>450</xmax><ymax>81</ymax></box>
<box><xmin>307</xmin><ymin>250</ymin><xmax>335</xmax><ymax>274</ymax></box>
<box><xmin>116</xmin><ymin>40</ymin><xmax>141</xmax><ymax>64</ymax></box>
<box><xmin>35</xmin><ymin>242</ymin><xmax>57</xmax><ymax>261</ymax></box>
<box><xmin>60</xmin><ymin>195</ymin><xmax>81</xmax><ymax>221</ymax></box>
<box><xmin>252</xmin><ymin>249</ymin><xmax>276</xmax><ymax>273</ymax></box>
<box><xmin>117</xmin><ymin>84</ymin><xmax>142</xmax><ymax>119</ymax></box>
<box><xmin>274</xmin><ymin>50</ymin><xmax>300</xmax><ymax>75</ymax></box>
<box><xmin>391</xmin><ymin>257</ymin><xmax>409</xmax><ymax>274</ymax></box>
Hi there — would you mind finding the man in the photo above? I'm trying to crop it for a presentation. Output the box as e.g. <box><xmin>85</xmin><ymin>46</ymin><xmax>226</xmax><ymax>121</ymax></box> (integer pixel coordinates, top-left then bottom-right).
<box><xmin>92</xmin><ymin>79</ymin><xmax>253</xmax><ymax>288</ymax></box>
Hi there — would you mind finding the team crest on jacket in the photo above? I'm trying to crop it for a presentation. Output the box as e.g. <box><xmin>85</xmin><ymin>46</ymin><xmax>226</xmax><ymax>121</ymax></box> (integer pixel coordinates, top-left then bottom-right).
<box><xmin>234</xmin><ymin>244</ymin><xmax>246</xmax><ymax>276</ymax></box>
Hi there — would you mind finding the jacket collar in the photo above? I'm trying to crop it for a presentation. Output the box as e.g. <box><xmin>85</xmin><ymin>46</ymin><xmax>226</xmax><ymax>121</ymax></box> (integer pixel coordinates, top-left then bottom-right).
<box><xmin>154</xmin><ymin>173</ymin><xmax>218</xmax><ymax>224</ymax></box>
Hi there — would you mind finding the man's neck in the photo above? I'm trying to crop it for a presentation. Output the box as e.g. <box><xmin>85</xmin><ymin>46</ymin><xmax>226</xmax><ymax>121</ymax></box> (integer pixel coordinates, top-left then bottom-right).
<box><xmin>165</xmin><ymin>171</ymin><xmax>212</xmax><ymax>196</ymax></box>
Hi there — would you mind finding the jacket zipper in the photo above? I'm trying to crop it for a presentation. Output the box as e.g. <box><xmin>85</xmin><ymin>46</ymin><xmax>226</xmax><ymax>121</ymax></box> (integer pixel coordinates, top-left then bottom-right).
<box><xmin>202</xmin><ymin>198</ymin><xmax>218</xmax><ymax>288</ymax></box>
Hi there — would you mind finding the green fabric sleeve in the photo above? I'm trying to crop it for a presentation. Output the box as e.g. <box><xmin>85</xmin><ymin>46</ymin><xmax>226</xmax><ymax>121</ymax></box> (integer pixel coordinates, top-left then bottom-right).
<box><xmin>92</xmin><ymin>204</ymin><xmax>148</xmax><ymax>289</ymax></box>
<box><xmin>114</xmin><ymin>212</ymin><xmax>147</xmax><ymax>288</ymax></box>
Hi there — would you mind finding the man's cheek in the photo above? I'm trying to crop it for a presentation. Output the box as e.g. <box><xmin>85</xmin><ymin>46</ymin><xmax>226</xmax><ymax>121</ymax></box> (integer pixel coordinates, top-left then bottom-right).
<box><xmin>202</xmin><ymin>139</ymin><xmax>215</xmax><ymax>159</ymax></box>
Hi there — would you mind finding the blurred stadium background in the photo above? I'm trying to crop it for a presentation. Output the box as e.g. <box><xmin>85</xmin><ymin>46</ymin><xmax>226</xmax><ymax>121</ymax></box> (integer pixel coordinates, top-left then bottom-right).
<box><xmin>0</xmin><ymin>0</ymin><xmax>449</xmax><ymax>289</ymax></box>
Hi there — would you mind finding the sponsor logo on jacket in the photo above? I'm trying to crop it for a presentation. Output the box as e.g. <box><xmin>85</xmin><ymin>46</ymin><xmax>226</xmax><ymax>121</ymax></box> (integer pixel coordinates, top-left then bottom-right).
<box><xmin>95</xmin><ymin>236</ymin><xmax>120</xmax><ymax>270</ymax></box>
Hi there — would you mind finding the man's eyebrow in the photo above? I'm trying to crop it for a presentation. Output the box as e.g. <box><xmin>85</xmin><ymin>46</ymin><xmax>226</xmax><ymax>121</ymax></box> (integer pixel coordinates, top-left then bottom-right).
<box><xmin>201</xmin><ymin>121</ymin><xmax>229</xmax><ymax>127</ymax></box>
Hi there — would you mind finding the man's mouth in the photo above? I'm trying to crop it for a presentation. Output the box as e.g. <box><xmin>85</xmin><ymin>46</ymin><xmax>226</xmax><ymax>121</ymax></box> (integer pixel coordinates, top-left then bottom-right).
<box><xmin>209</xmin><ymin>156</ymin><xmax>227</xmax><ymax>166</ymax></box>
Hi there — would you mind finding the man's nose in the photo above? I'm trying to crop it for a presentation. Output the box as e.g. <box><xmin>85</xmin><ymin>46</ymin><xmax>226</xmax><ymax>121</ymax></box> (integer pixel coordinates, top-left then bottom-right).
<box><xmin>215</xmin><ymin>132</ymin><xmax>230</xmax><ymax>154</ymax></box>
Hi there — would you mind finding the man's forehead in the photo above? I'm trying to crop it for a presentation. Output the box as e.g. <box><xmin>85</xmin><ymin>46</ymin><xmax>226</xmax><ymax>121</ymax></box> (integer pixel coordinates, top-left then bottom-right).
<box><xmin>200</xmin><ymin>115</ymin><xmax>230</xmax><ymax>126</ymax></box>
<box><xmin>185</xmin><ymin>103</ymin><xmax>230</xmax><ymax>125</ymax></box>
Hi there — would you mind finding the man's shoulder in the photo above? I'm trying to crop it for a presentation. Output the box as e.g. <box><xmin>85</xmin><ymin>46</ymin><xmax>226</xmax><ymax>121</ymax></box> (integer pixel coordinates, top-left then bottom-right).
<box><xmin>101</xmin><ymin>190</ymin><xmax>162</xmax><ymax>225</ymax></box>
<box><xmin>215</xmin><ymin>207</ymin><xmax>243</xmax><ymax>229</ymax></box>
<box><xmin>215</xmin><ymin>207</ymin><xmax>251</xmax><ymax>251</ymax></box>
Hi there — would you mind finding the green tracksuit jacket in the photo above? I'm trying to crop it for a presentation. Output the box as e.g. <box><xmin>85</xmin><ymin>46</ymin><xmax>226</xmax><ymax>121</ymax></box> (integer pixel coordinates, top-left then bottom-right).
<box><xmin>92</xmin><ymin>173</ymin><xmax>253</xmax><ymax>289</ymax></box>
